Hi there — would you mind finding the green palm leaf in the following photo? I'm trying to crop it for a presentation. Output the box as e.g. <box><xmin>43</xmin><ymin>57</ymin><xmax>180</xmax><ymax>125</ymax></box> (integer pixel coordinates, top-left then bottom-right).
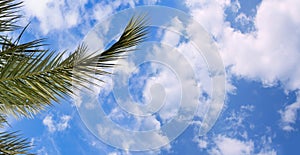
<box><xmin>0</xmin><ymin>0</ymin><xmax>149</xmax><ymax>154</ymax></box>
<box><xmin>0</xmin><ymin>15</ymin><xmax>148</xmax><ymax>118</ymax></box>
<box><xmin>0</xmin><ymin>0</ymin><xmax>22</xmax><ymax>32</ymax></box>
<box><xmin>0</xmin><ymin>131</ymin><xmax>33</xmax><ymax>155</ymax></box>
<box><xmin>0</xmin><ymin>114</ymin><xmax>7</xmax><ymax>128</ymax></box>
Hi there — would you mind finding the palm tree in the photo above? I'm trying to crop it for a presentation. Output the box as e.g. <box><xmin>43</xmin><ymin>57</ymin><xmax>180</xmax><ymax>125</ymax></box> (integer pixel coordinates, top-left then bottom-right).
<box><xmin>0</xmin><ymin>0</ymin><xmax>149</xmax><ymax>154</ymax></box>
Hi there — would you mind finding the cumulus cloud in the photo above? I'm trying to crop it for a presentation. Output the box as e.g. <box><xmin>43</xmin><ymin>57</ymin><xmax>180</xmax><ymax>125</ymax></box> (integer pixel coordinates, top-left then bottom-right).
<box><xmin>223</xmin><ymin>0</ymin><xmax>300</xmax><ymax>90</ymax></box>
<box><xmin>43</xmin><ymin>114</ymin><xmax>71</xmax><ymax>133</ymax></box>
<box><xmin>185</xmin><ymin>0</ymin><xmax>230</xmax><ymax>38</ymax></box>
<box><xmin>22</xmin><ymin>0</ymin><xmax>88</xmax><ymax>34</ymax></box>
<box><xmin>184</xmin><ymin>0</ymin><xmax>300</xmax><ymax>136</ymax></box>
<box><xmin>185</xmin><ymin>0</ymin><xmax>300</xmax><ymax>91</ymax></box>
<box><xmin>142</xmin><ymin>61</ymin><xmax>182</xmax><ymax>122</ymax></box>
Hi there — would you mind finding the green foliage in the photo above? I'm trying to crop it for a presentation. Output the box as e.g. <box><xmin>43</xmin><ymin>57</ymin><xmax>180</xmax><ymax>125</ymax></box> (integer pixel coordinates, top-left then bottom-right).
<box><xmin>0</xmin><ymin>131</ymin><xmax>33</xmax><ymax>155</ymax></box>
<box><xmin>0</xmin><ymin>0</ymin><xmax>22</xmax><ymax>32</ymax></box>
<box><xmin>0</xmin><ymin>0</ymin><xmax>149</xmax><ymax>154</ymax></box>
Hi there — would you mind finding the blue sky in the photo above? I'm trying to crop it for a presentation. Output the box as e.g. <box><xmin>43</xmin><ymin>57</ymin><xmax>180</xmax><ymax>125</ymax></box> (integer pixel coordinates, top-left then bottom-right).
<box><xmin>7</xmin><ymin>0</ymin><xmax>300</xmax><ymax>154</ymax></box>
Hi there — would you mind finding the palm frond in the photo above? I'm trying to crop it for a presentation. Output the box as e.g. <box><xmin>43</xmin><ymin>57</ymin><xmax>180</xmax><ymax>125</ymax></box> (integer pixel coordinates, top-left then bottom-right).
<box><xmin>0</xmin><ymin>15</ymin><xmax>149</xmax><ymax>118</ymax></box>
<box><xmin>0</xmin><ymin>131</ymin><xmax>33</xmax><ymax>155</ymax></box>
<box><xmin>0</xmin><ymin>0</ymin><xmax>148</xmax><ymax>154</ymax></box>
<box><xmin>0</xmin><ymin>0</ymin><xmax>22</xmax><ymax>32</ymax></box>
<box><xmin>0</xmin><ymin>114</ymin><xmax>7</xmax><ymax>128</ymax></box>
<box><xmin>97</xmin><ymin>14</ymin><xmax>149</xmax><ymax>65</ymax></box>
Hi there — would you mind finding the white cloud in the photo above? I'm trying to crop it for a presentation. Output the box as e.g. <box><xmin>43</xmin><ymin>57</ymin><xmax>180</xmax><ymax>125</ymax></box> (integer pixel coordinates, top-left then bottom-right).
<box><xmin>80</xmin><ymin>18</ymin><xmax>207</xmax><ymax>150</ymax></box>
<box><xmin>43</xmin><ymin>115</ymin><xmax>56</xmax><ymax>133</ymax></box>
<box><xmin>92</xmin><ymin>0</ymin><xmax>140</xmax><ymax>22</ymax></box>
<box><xmin>257</xmin><ymin>150</ymin><xmax>277</xmax><ymax>155</ymax></box>
<box><xmin>20</xmin><ymin>0</ymin><xmax>144</xmax><ymax>55</ymax></box>
<box><xmin>37</xmin><ymin>147</ymin><xmax>48</xmax><ymax>155</ymax></box>
<box><xmin>92</xmin><ymin>1</ymin><xmax>114</xmax><ymax>22</ymax></box>
<box><xmin>210</xmin><ymin>135</ymin><xmax>254</xmax><ymax>155</ymax></box>
<box><xmin>22</xmin><ymin>0</ymin><xmax>88</xmax><ymax>34</ymax></box>
<box><xmin>256</xmin><ymin>135</ymin><xmax>277</xmax><ymax>155</ymax></box>
<box><xmin>185</xmin><ymin>0</ymin><xmax>228</xmax><ymax>38</ymax></box>
<box><xmin>43</xmin><ymin>114</ymin><xmax>71</xmax><ymax>133</ymax></box>
<box><xmin>22</xmin><ymin>0</ymin><xmax>297</xmax><ymax>152</ymax></box>
<box><xmin>108</xmin><ymin>152</ymin><xmax>118</xmax><ymax>155</ymax></box>
<box><xmin>136</xmin><ymin>115</ymin><xmax>161</xmax><ymax>130</ymax></box>
<box><xmin>222</xmin><ymin>105</ymin><xmax>254</xmax><ymax>136</ymax></box>
<box><xmin>198</xmin><ymin>139</ymin><xmax>208</xmax><ymax>149</ymax></box>
<box><xmin>184</xmin><ymin>0</ymin><xmax>300</xmax><ymax>137</ymax></box>
<box><xmin>230</xmin><ymin>0</ymin><xmax>241</xmax><ymax>13</ymax></box>
<box><xmin>193</xmin><ymin>104</ymin><xmax>276</xmax><ymax>155</ymax></box>
<box><xmin>96</xmin><ymin>123</ymin><xmax>170</xmax><ymax>151</ymax></box>
<box><xmin>235</xmin><ymin>13</ymin><xmax>253</xmax><ymax>26</ymax></box>
<box><xmin>143</xmin><ymin>0</ymin><xmax>160</xmax><ymax>5</ymax></box>
<box><xmin>221</xmin><ymin>0</ymin><xmax>300</xmax><ymax>90</ymax></box>
<box><xmin>142</xmin><ymin>62</ymin><xmax>182</xmax><ymax>121</ymax></box>
<box><xmin>193</xmin><ymin>136</ymin><xmax>208</xmax><ymax>149</ymax></box>
<box><xmin>184</xmin><ymin>0</ymin><xmax>300</xmax><ymax>91</ymax></box>
<box><xmin>57</xmin><ymin>115</ymin><xmax>71</xmax><ymax>131</ymax></box>
<box><xmin>279</xmin><ymin>93</ymin><xmax>300</xmax><ymax>131</ymax></box>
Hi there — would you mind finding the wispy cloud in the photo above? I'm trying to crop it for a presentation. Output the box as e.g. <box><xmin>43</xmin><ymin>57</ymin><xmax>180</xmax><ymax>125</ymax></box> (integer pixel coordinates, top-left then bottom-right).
<box><xmin>210</xmin><ymin>135</ymin><xmax>254</xmax><ymax>155</ymax></box>
<box><xmin>43</xmin><ymin>114</ymin><xmax>71</xmax><ymax>133</ymax></box>
<box><xmin>193</xmin><ymin>104</ymin><xmax>276</xmax><ymax>155</ymax></box>
<box><xmin>279</xmin><ymin>92</ymin><xmax>300</xmax><ymax>131</ymax></box>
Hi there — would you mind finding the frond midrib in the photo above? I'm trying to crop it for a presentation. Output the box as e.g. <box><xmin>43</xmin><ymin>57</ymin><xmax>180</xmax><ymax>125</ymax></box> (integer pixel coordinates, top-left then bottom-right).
<box><xmin>0</xmin><ymin>61</ymin><xmax>75</xmax><ymax>82</ymax></box>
